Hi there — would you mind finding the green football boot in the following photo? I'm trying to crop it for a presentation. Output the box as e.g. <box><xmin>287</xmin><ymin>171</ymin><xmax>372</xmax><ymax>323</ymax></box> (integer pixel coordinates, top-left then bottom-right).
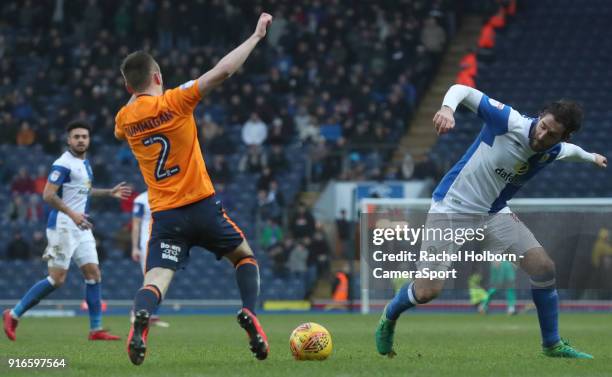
<box><xmin>375</xmin><ymin>305</ymin><xmax>397</xmax><ymax>358</ymax></box>
<box><xmin>543</xmin><ymin>339</ymin><xmax>593</xmax><ymax>359</ymax></box>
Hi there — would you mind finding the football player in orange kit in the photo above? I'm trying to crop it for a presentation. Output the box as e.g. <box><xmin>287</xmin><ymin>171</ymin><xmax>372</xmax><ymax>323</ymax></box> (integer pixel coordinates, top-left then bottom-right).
<box><xmin>115</xmin><ymin>13</ymin><xmax>273</xmax><ymax>366</ymax></box>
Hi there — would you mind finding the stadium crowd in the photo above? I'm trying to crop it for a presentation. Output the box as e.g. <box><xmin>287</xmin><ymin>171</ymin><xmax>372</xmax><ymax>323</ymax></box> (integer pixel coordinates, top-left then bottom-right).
<box><xmin>0</xmin><ymin>0</ymin><xmax>459</xmax><ymax>291</ymax></box>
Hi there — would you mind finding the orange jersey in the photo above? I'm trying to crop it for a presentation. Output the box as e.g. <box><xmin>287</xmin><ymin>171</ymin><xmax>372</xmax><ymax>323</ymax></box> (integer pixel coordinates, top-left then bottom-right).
<box><xmin>114</xmin><ymin>80</ymin><xmax>215</xmax><ymax>212</ymax></box>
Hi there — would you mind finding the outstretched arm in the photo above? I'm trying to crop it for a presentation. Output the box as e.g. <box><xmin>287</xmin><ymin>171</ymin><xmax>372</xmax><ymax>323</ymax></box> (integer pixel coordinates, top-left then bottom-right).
<box><xmin>91</xmin><ymin>181</ymin><xmax>132</xmax><ymax>198</ymax></box>
<box><xmin>197</xmin><ymin>13</ymin><xmax>273</xmax><ymax>97</ymax></box>
<box><xmin>433</xmin><ymin>85</ymin><xmax>485</xmax><ymax>135</ymax></box>
<box><xmin>558</xmin><ymin>143</ymin><xmax>607</xmax><ymax>168</ymax></box>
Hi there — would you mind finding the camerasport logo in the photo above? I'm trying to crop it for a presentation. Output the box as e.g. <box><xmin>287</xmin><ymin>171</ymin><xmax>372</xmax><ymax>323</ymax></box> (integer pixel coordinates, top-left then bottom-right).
<box><xmin>161</xmin><ymin>242</ymin><xmax>181</xmax><ymax>262</ymax></box>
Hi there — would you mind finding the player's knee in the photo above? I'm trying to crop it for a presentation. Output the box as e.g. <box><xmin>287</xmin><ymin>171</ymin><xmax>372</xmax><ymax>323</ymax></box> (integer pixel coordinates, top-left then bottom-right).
<box><xmin>224</xmin><ymin>240</ymin><xmax>254</xmax><ymax>265</ymax></box>
<box><xmin>49</xmin><ymin>273</ymin><xmax>66</xmax><ymax>288</ymax></box>
<box><xmin>414</xmin><ymin>285</ymin><xmax>441</xmax><ymax>303</ymax></box>
<box><xmin>522</xmin><ymin>248</ymin><xmax>556</xmax><ymax>277</ymax></box>
<box><xmin>80</xmin><ymin>263</ymin><xmax>101</xmax><ymax>281</ymax></box>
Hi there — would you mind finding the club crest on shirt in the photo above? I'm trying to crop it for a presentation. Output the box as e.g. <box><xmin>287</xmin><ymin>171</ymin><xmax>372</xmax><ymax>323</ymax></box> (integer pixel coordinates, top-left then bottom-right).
<box><xmin>50</xmin><ymin>170</ymin><xmax>61</xmax><ymax>182</ymax></box>
<box><xmin>488</xmin><ymin>98</ymin><xmax>505</xmax><ymax>110</ymax></box>
<box><xmin>513</xmin><ymin>161</ymin><xmax>529</xmax><ymax>175</ymax></box>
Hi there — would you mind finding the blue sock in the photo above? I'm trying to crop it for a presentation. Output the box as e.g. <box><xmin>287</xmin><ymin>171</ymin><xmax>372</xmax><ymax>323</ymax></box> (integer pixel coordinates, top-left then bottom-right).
<box><xmin>531</xmin><ymin>273</ymin><xmax>560</xmax><ymax>348</ymax></box>
<box><xmin>85</xmin><ymin>280</ymin><xmax>102</xmax><ymax>331</ymax></box>
<box><xmin>386</xmin><ymin>282</ymin><xmax>419</xmax><ymax>320</ymax></box>
<box><xmin>235</xmin><ymin>257</ymin><xmax>259</xmax><ymax>314</ymax></box>
<box><xmin>12</xmin><ymin>277</ymin><xmax>56</xmax><ymax>318</ymax></box>
<box><xmin>134</xmin><ymin>285</ymin><xmax>161</xmax><ymax>315</ymax></box>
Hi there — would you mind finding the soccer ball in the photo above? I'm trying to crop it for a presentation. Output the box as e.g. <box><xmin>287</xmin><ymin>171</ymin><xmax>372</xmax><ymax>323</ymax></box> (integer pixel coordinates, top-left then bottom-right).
<box><xmin>289</xmin><ymin>322</ymin><xmax>333</xmax><ymax>360</ymax></box>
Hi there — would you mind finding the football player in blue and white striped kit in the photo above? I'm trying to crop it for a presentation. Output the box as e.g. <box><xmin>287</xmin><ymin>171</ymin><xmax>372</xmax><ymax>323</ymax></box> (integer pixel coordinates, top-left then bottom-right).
<box><xmin>376</xmin><ymin>85</ymin><xmax>607</xmax><ymax>359</ymax></box>
<box><xmin>3</xmin><ymin>121</ymin><xmax>131</xmax><ymax>341</ymax></box>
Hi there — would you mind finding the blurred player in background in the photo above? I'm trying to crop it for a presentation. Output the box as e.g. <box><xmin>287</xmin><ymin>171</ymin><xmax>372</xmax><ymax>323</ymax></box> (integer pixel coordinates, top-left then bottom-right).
<box><xmin>115</xmin><ymin>13</ymin><xmax>273</xmax><ymax>365</ymax></box>
<box><xmin>131</xmin><ymin>191</ymin><xmax>169</xmax><ymax>327</ymax></box>
<box><xmin>3</xmin><ymin>121</ymin><xmax>131</xmax><ymax>341</ymax></box>
<box><xmin>479</xmin><ymin>261</ymin><xmax>517</xmax><ymax>315</ymax></box>
<box><xmin>376</xmin><ymin>84</ymin><xmax>607</xmax><ymax>359</ymax></box>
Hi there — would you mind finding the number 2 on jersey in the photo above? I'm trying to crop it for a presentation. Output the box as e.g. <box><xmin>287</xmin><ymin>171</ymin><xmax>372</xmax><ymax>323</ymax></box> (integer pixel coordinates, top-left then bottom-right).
<box><xmin>142</xmin><ymin>134</ymin><xmax>180</xmax><ymax>180</ymax></box>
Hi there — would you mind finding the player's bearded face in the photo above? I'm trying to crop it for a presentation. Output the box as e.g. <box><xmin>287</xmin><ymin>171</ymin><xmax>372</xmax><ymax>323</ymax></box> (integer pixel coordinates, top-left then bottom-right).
<box><xmin>530</xmin><ymin>114</ymin><xmax>564</xmax><ymax>152</ymax></box>
<box><xmin>67</xmin><ymin>129</ymin><xmax>90</xmax><ymax>155</ymax></box>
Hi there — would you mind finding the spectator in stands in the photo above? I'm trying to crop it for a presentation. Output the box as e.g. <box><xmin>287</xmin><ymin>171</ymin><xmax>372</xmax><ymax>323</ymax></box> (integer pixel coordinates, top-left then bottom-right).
<box><xmin>0</xmin><ymin>1</ymin><xmax>460</xmax><ymax>280</ymax></box>
<box><xmin>308</xmin><ymin>225</ymin><xmax>332</xmax><ymax>282</ymax></box>
<box><xmin>41</xmin><ymin>129</ymin><xmax>62</xmax><ymax>155</ymax></box>
<box><xmin>460</xmin><ymin>48</ymin><xmax>478</xmax><ymax>77</ymax></box>
<box><xmin>205</xmin><ymin>126</ymin><xmax>234</xmax><ymax>155</ymax></box>
<box><xmin>267</xmin><ymin>180</ymin><xmax>285</xmax><ymax>208</ymax></box>
<box><xmin>400</xmin><ymin>153</ymin><xmax>415</xmax><ymax>180</ymax></box>
<box><xmin>260</xmin><ymin>218</ymin><xmax>284</xmax><ymax>250</ymax></box>
<box><xmin>477</xmin><ymin>20</ymin><xmax>496</xmax><ymax>62</ymax></box>
<box><xmin>25</xmin><ymin>194</ymin><xmax>43</xmax><ymax>223</ymax></box>
<box><xmin>0</xmin><ymin>157</ymin><xmax>14</xmax><ymax>183</ymax></box>
<box><xmin>200</xmin><ymin>114</ymin><xmax>220</xmax><ymax>144</ymax></box>
<box><xmin>488</xmin><ymin>7</ymin><xmax>507</xmax><ymax>30</ymax></box>
<box><xmin>255</xmin><ymin>189</ymin><xmax>282</xmax><ymax>224</ymax></box>
<box><xmin>267</xmin><ymin>144</ymin><xmax>289</xmax><ymax>174</ymax></box>
<box><xmin>413</xmin><ymin>154</ymin><xmax>441</xmax><ymax>181</ymax></box>
<box><xmin>4</xmin><ymin>193</ymin><xmax>27</xmax><ymax>223</ymax></box>
<box><xmin>16</xmin><ymin>121</ymin><xmax>36</xmax><ymax>146</ymax></box>
<box><xmin>11</xmin><ymin>167</ymin><xmax>34</xmax><ymax>194</ymax></box>
<box><xmin>257</xmin><ymin>166</ymin><xmax>274</xmax><ymax>192</ymax></box>
<box><xmin>239</xmin><ymin>145</ymin><xmax>267</xmax><ymax>174</ymax></box>
<box><xmin>33</xmin><ymin>165</ymin><xmax>47</xmax><ymax>194</ymax></box>
<box><xmin>296</xmin><ymin>114</ymin><xmax>321</xmax><ymax>144</ymax></box>
<box><xmin>309</xmin><ymin>138</ymin><xmax>329</xmax><ymax>183</ymax></box>
<box><xmin>91</xmin><ymin>156</ymin><xmax>111</xmax><ymax>186</ymax></box>
<box><xmin>241</xmin><ymin>112</ymin><xmax>268</xmax><ymax>146</ymax></box>
<box><xmin>290</xmin><ymin>203</ymin><xmax>316</xmax><ymax>241</ymax></box>
<box><xmin>287</xmin><ymin>240</ymin><xmax>309</xmax><ymax>280</ymax></box>
<box><xmin>6</xmin><ymin>231</ymin><xmax>31</xmax><ymax>260</ymax></box>
<box><xmin>31</xmin><ymin>230</ymin><xmax>46</xmax><ymax>257</ymax></box>
<box><xmin>421</xmin><ymin>17</ymin><xmax>447</xmax><ymax>56</ymax></box>
<box><xmin>267</xmin><ymin>237</ymin><xmax>292</xmax><ymax>278</ymax></box>
<box><xmin>208</xmin><ymin>155</ymin><xmax>230</xmax><ymax>184</ymax></box>
<box><xmin>335</xmin><ymin>209</ymin><xmax>352</xmax><ymax>258</ymax></box>
<box><xmin>267</xmin><ymin>117</ymin><xmax>288</xmax><ymax>146</ymax></box>
<box><xmin>456</xmin><ymin>69</ymin><xmax>476</xmax><ymax>88</ymax></box>
<box><xmin>157</xmin><ymin>0</ymin><xmax>175</xmax><ymax>52</ymax></box>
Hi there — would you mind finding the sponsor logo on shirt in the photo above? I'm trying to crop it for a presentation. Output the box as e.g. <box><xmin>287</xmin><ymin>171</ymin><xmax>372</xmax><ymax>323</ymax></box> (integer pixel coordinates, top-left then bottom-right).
<box><xmin>495</xmin><ymin>161</ymin><xmax>529</xmax><ymax>184</ymax></box>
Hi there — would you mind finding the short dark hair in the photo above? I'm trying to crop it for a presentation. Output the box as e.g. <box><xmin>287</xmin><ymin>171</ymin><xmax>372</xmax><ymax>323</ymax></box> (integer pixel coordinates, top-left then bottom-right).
<box><xmin>539</xmin><ymin>100</ymin><xmax>583</xmax><ymax>138</ymax></box>
<box><xmin>120</xmin><ymin>51</ymin><xmax>157</xmax><ymax>92</ymax></box>
<box><xmin>66</xmin><ymin>120</ymin><xmax>92</xmax><ymax>134</ymax></box>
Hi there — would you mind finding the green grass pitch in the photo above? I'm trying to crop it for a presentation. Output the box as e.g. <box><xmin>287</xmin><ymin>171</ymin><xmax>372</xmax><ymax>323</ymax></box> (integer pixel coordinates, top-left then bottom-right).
<box><xmin>2</xmin><ymin>313</ymin><xmax>610</xmax><ymax>377</ymax></box>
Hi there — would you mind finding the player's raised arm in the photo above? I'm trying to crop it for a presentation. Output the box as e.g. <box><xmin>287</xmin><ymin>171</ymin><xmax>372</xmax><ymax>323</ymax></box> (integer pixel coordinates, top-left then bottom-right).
<box><xmin>197</xmin><ymin>13</ymin><xmax>273</xmax><ymax>97</ymax></box>
<box><xmin>43</xmin><ymin>181</ymin><xmax>92</xmax><ymax>230</ymax></box>
<box><xmin>557</xmin><ymin>143</ymin><xmax>608</xmax><ymax>168</ymax></box>
<box><xmin>433</xmin><ymin>84</ymin><xmax>484</xmax><ymax>135</ymax></box>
